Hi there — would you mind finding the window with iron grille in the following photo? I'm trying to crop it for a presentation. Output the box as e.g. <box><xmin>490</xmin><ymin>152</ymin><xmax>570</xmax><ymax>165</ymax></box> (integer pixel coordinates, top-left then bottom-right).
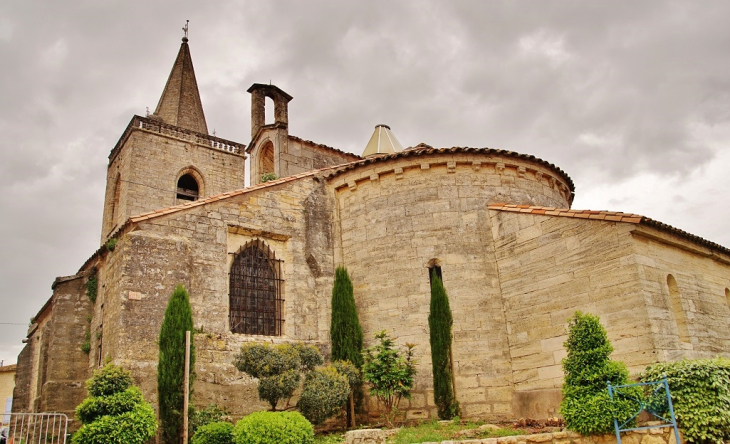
<box><xmin>229</xmin><ymin>240</ymin><xmax>284</xmax><ymax>335</ymax></box>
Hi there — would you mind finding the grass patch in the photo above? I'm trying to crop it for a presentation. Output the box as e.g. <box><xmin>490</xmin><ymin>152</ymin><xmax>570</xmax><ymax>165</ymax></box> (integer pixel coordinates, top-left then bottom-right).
<box><xmin>313</xmin><ymin>421</ymin><xmax>524</xmax><ymax>444</ymax></box>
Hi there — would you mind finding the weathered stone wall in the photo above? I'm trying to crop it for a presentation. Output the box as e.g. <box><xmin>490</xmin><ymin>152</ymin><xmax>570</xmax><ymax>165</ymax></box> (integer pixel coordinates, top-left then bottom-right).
<box><xmin>38</xmin><ymin>276</ymin><xmax>93</xmax><ymax>417</ymax></box>
<box><xmin>101</xmin><ymin>127</ymin><xmax>246</xmax><ymax>243</ymax></box>
<box><xmin>330</xmin><ymin>152</ymin><xmax>573</xmax><ymax>421</ymax></box>
<box><xmin>11</xmin><ymin>334</ymin><xmax>34</xmax><ymax>413</ymax></box>
<box><xmin>630</xmin><ymin>227</ymin><xmax>730</xmax><ymax>362</ymax></box>
<box><xmin>96</xmin><ymin>176</ymin><xmax>336</xmax><ymax>417</ymax></box>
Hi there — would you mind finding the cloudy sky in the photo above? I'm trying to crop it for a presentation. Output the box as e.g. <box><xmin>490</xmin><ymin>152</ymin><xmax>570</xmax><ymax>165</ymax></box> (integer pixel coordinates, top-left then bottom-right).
<box><xmin>1</xmin><ymin>1</ymin><xmax>729</xmax><ymax>365</ymax></box>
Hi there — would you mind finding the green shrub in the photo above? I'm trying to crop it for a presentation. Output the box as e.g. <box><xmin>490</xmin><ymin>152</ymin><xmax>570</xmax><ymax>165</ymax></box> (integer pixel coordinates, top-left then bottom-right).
<box><xmin>191</xmin><ymin>403</ymin><xmax>230</xmax><ymax>437</ymax></box>
<box><xmin>158</xmin><ymin>284</ymin><xmax>196</xmax><ymax>444</ymax></box>
<box><xmin>332</xmin><ymin>360</ymin><xmax>361</xmax><ymax>389</ymax></box>
<box><xmin>428</xmin><ymin>271</ymin><xmax>460</xmax><ymax>419</ymax></box>
<box><xmin>87</xmin><ymin>364</ymin><xmax>133</xmax><ymax>397</ymax></box>
<box><xmin>362</xmin><ymin>330</ymin><xmax>417</xmax><ymax>427</ymax></box>
<box><xmin>233</xmin><ymin>411</ymin><xmax>313</xmax><ymax>444</ymax></box>
<box><xmin>641</xmin><ymin>358</ymin><xmax>730</xmax><ymax>444</ymax></box>
<box><xmin>260</xmin><ymin>173</ymin><xmax>278</xmax><ymax>183</ymax></box>
<box><xmin>234</xmin><ymin>343</ymin><xmax>323</xmax><ymax>410</ymax></box>
<box><xmin>191</xmin><ymin>421</ymin><xmax>234</xmax><ymax>444</ymax></box>
<box><xmin>560</xmin><ymin>312</ymin><xmax>639</xmax><ymax>435</ymax></box>
<box><xmin>105</xmin><ymin>238</ymin><xmax>118</xmax><ymax>252</ymax></box>
<box><xmin>85</xmin><ymin>274</ymin><xmax>98</xmax><ymax>304</ymax></box>
<box><xmin>76</xmin><ymin>386</ymin><xmax>145</xmax><ymax>423</ymax></box>
<box><xmin>298</xmin><ymin>366</ymin><xmax>350</xmax><ymax>425</ymax></box>
<box><xmin>72</xmin><ymin>364</ymin><xmax>156</xmax><ymax>444</ymax></box>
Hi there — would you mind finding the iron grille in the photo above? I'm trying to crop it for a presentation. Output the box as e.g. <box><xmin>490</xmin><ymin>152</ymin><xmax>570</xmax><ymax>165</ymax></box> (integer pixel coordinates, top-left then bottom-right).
<box><xmin>229</xmin><ymin>239</ymin><xmax>284</xmax><ymax>335</ymax></box>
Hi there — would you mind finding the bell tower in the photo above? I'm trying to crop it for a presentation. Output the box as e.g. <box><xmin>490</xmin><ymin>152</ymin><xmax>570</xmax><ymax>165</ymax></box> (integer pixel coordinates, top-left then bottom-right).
<box><xmin>100</xmin><ymin>33</ymin><xmax>247</xmax><ymax>243</ymax></box>
<box><xmin>246</xmin><ymin>84</ymin><xmax>293</xmax><ymax>185</ymax></box>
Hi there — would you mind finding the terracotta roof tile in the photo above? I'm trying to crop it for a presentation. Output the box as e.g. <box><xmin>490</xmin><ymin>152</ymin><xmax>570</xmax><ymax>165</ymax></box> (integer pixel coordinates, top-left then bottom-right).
<box><xmin>487</xmin><ymin>203</ymin><xmax>730</xmax><ymax>257</ymax></box>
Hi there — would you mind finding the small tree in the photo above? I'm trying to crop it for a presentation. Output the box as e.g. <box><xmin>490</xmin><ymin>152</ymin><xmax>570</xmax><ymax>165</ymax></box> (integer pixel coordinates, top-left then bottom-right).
<box><xmin>233</xmin><ymin>343</ymin><xmax>322</xmax><ymax>410</ymax></box>
<box><xmin>73</xmin><ymin>364</ymin><xmax>157</xmax><ymax>444</ymax></box>
<box><xmin>297</xmin><ymin>366</ymin><xmax>350</xmax><ymax>425</ymax></box>
<box><xmin>329</xmin><ymin>265</ymin><xmax>364</xmax><ymax>426</ymax></box>
<box><xmin>428</xmin><ymin>271</ymin><xmax>460</xmax><ymax>419</ymax></box>
<box><xmin>362</xmin><ymin>330</ymin><xmax>417</xmax><ymax>427</ymax></box>
<box><xmin>158</xmin><ymin>284</ymin><xmax>195</xmax><ymax>444</ymax></box>
<box><xmin>560</xmin><ymin>312</ymin><xmax>638</xmax><ymax>435</ymax></box>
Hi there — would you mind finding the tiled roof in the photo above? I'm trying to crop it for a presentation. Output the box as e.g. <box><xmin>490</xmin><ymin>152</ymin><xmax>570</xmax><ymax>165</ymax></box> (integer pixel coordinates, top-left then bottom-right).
<box><xmin>323</xmin><ymin>146</ymin><xmax>575</xmax><ymax>192</ymax></box>
<box><xmin>288</xmin><ymin>135</ymin><xmax>361</xmax><ymax>159</ymax></box>
<box><xmin>488</xmin><ymin>203</ymin><xmax>730</xmax><ymax>257</ymax></box>
<box><xmin>0</xmin><ymin>364</ymin><xmax>17</xmax><ymax>372</ymax></box>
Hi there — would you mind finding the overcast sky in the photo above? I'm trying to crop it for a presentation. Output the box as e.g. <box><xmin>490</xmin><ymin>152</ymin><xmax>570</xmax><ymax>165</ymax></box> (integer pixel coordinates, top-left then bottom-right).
<box><xmin>1</xmin><ymin>1</ymin><xmax>729</xmax><ymax>365</ymax></box>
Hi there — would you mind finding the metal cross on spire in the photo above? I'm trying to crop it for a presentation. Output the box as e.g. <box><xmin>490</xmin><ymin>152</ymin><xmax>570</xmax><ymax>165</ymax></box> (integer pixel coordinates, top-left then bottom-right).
<box><xmin>182</xmin><ymin>20</ymin><xmax>189</xmax><ymax>41</ymax></box>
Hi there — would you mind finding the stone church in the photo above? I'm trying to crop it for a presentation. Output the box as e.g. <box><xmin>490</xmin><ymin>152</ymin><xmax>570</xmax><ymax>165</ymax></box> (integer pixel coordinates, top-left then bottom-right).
<box><xmin>13</xmin><ymin>35</ymin><xmax>730</xmax><ymax>424</ymax></box>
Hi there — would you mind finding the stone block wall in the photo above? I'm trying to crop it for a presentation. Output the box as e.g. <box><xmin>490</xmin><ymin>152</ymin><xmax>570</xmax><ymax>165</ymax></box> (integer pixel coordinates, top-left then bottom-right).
<box><xmin>331</xmin><ymin>152</ymin><xmax>573</xmax><ymax>421</ymax></box>
<box><xmin>101</xmin><ymin>127</ymin><xmax>246</xmax><ymax>243</ymax></box>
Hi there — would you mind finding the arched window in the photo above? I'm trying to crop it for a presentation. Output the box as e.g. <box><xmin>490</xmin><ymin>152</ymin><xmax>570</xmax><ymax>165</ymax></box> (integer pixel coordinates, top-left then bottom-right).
<box><xmin>667</xmin><ymin>274</ymin><xmax>690</xmax><ymax>344</ymax></box>
<box><xmin>259</xmin><ymin>142</ymin><xmax>274</xmax><ymax>176</ymax></box>
<box><xmin>176</xmin><ymin>174</ymin><xmax>199</xmax><ymax>201</ymax></box>
<box><xmin>229</xmin><ymin>240</ymin><xmax>283</xmax><ymax>335</ymax></box>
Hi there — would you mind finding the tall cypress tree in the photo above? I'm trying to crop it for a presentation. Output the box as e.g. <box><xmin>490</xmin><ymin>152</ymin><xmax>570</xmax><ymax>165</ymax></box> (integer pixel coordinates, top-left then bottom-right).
<box><xmin>158</xmin><ymin>284</ymin><xmax>195</xmax><ymax>444</ymax></box>
<box><xmin>330</xmin><ymin>265</ymin><xmax>363</xmax><ymax>427</ymax></box>
<box><xmin>428</xmin><ymin>271</ymin><xmax>460</xmax><ymax>419</ymax></box>
<box><xmin>330</xmin><ymin>265</ymin><xmax>363</xmax><ymax>367</ymax></box>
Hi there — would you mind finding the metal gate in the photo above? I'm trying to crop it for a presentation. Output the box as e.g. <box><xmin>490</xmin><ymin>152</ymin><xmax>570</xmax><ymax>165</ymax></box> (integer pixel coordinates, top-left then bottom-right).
<box><xmin>3</xmin><ymin>413</ymin><xmax>68</xmax><ymax>444</ymax></box>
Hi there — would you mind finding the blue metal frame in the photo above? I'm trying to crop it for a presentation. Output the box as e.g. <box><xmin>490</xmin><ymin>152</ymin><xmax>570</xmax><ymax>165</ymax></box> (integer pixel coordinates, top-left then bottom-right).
<box><xmin>607</xmin><ymin>378</ymin><xmax>681</xmax><ymax>444</ymax></box>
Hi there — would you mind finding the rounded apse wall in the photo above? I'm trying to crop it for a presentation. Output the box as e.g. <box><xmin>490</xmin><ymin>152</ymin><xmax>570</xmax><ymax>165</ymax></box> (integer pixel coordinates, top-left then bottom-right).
<box><xmin>327</xmin><ymin>148</ymin><xmax>573</xmax><ymax>419</ymax></box>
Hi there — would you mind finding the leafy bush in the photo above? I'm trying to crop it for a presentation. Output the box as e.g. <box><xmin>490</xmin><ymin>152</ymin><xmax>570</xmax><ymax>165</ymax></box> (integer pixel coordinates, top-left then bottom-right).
<box><xmin>362</xmin><ymin>330</ymin><xmax>417</xmax><ymax>426</ymax></box>
<box><xmin>298</xmin><ymin>366</ymin><xmax>350</xmax><ymax>425</ymax></box>
<box><xmin>86</xmin><ymin>363</ymin><xmax>133</xmax><ymax>397</ymax></box>
<box><xmin>234</xmin><ymin>343</ymin><xmax>323</xmax><ymax>410</ymax></box>
<box><xmin>428</xmin><ymin>271</ymin><xmax>460</xmax><ymax>419</ymax></box>
<box><xmin>72</xmin><ymin>364</ymin><xmax>157</xmax><ymax>444</ymax></box>
<box><xmin>85</xmin><ymin>274</ymin><xmax>98</xmax><ymax>303</ymax></box>
<box><xmin>260</xmin><ymin>173</ymin><xmax>278</xmax><ymax>183</ymax></box>
<box><xmin>332</xmin><ymin>360</ymin><xmax>361</xmax><ymax>389</ymax></box>
<box><xmin>191</xmin><ymin>403</ymin><xmax>230</xmax><ymax>437</ymax></box>
<box><xmin>105</xmin><ymin>238</ymin><xmax>118</xmax><ymax>252</ymax></box>
<box><xmin>233</xmin><ymin>411</ymin><xmax>313</xmax><ymax>444</ymax></box>
<box><xmin>158</xmin><ymin>284</ymin><xmax>196</xmax><ymax>444</ymax></box>
<box><xmin>642</xmin><ymin>358</ymin><xmax>730</xmax><ymax>444</ymax></box>
<box><xmin>191</xmin><ymin>421</ymin><xmax>234</xmax><ymax>444</ymax></box>
<box><xmin>560</xmin><ymin>312</ymin><xmax>639</xmax><ymax>435</ymax></box>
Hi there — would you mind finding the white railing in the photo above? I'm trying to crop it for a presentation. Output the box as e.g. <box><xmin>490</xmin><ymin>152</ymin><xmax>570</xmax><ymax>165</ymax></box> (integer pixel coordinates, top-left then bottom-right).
<box><xmin>3</xmin><ymin>413</ymin><xmax>68</xmax><ymax>444</ymax></box>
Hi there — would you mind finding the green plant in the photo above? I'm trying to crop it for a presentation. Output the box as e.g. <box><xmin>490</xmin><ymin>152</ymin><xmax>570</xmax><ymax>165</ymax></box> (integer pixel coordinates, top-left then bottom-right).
<box><xmin>234</xmin><ymin>343</ymin><xmax>322</xmax><ymax>411</ymax></box>
<box><xmin>191</xmin><ymin>403</ymin><xmax>231</xmax><ymax>437</ymax></box>
<box><xmin>233</xmin><ymin>411</ymin><xmax>313</xmax><ymax>444</ymax></box>
<box><xmin>72</xmin><ymin>364</ymin><xmax>157</xmax><ymax>444</ymax></box>
<box><xmin>158</xmin><ymin>284</ymin><xmax>196</xmax><ymax>444</ymax></box>
<box><xmin>81</xmin><ymin>330</ymin><xmax>91</xmax><ymax>354</ymax></box>
<box><xmin>362</xmin><ymin>330</ymin><xmax>417</xmax><ymax>427</ymax></box>
<box><xmin>329</xmin><ymin>265</ymin><xmax>364</xmax><ymax>426</ymax></box>
<box><xmin>560</xmin><ymin>312</ymin><xmax>639</xmax><ymax>435</ymax></box>
<box><xmin>105</xmin><ymin>238</ymin><xmax>118</xmax><ymax>252</ymax></box>
<box><xmin>298</xmin><ymin>366</ymin><xmax>350</xmax><ymax>425</ymax></box>
<box><xmin>191</xmin><ymin>421</ymin><xmax>234</xmax><ymax>444</ymax></box>
<box><xmin>428</xmin><ymin>271</ymin><xmax>460</xmax><ymax>419</ymax></box>
<box><xmin>260</xmin><ymin>173</ymin><xmax>278</xmax><ymax>183</ymax></box>
<box><xmin>642</xmin><ymin>358</ymin><xmax>730</xmax><ymax>444</ymax></box>
<box><xmin>85</xmin><ymin>274</ymin><xmax>98</xmax><ymax>303</ymax></box>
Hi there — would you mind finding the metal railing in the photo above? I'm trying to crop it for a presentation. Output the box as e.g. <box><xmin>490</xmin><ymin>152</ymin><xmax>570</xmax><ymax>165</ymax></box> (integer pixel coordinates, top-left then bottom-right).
<box><xmin>3</xmin><ymin>413</ymin><xmax>68</xmax><ymax>444</ymax></box>
<box><xmin>608</xmin><ymin>378</ymin><xmax>681</xmax><ymax>444</ymax></box>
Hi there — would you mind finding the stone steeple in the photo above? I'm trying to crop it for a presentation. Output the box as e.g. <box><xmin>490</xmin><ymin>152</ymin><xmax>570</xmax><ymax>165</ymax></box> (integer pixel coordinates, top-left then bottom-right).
<box><xmin>152</xmin><ymin>35</ymin><xmax>209</xmax><ymax>134</ymax></box>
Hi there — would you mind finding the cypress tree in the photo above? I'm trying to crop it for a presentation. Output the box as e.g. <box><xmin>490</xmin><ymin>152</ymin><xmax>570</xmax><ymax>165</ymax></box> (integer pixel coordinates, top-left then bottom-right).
<box><xmin>428</xmin><ymin>271</ymin><xmax>460</xmax><ymax>419</ymax></box>
<box><xmin>158</xmin><ymin>284</ymin><xmax>195</xmax><ymax>444</ymax></box>
<box><xmin>329</xmin><ymin>265</ymin><xmax>363</xmax><ymax>427</ymax></box>
<box><xmin>330</xmin><ymin>265</ymin><xmax>363</xmax><ymax>367</ymax></box>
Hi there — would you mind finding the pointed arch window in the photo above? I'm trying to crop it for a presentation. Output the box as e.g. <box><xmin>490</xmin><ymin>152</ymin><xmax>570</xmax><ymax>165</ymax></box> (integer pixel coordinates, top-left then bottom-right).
<box><xmin>229</xmin><ymin>240</ymin><xmax>284</xmax><ymax>335</ymax></box>
<box><xmin>176</xmin><ymin>174</ymin><xmax>199</xmax><ymax>201</ymax></box>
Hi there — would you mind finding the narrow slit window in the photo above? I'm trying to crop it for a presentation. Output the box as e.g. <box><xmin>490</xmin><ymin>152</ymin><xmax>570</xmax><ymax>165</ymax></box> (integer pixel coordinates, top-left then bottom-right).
<box><xmin>229</xmin><ymin>240</ymin><xmax>284</xmax><ymax>336</ymax></box>
<box><xmin>429</xmin><ymin>265</ymin><xmax>443</xmax><ymax>286</ymax></box>
<box><xmin>667</xmin><ymin>274</ymin><xmax>690</xmax><ymax>344</ymax></box>
<box><xmin>176</xmin><ymin>174</ymin><xmax>199</xmax><ymax>201</ymax></box>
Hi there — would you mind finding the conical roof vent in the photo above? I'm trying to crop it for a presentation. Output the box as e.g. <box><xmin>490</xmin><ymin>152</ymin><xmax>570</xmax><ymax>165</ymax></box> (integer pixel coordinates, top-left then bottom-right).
<box><xmin>153</xmin><ymin>35</ymin><xmax>209</xmax><ymax>134</ymax></box>
<box><xmin>362</xmin><ymin>124</ymin><xmax>404</xmax><ymax>157</ymax></box>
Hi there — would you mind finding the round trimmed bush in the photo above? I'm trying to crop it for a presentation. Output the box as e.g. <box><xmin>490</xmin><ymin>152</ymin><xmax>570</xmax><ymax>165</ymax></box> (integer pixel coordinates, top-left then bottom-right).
<box><xmin>298</xmin><ymin>366</ymin><xmax>350</xmax><ymax>425</ymax></box>
<box><xmin>72</xmin><ymin>403</ymin><xmax>157</xmax><ymax>444</ymax></box>
<box><xmin>191</xmin><ymin>421</ymin><xmax>234</xmax><ymax>444</ymax></box>
<box><xmin>233</xmin><ymin>411</ymin><xmax>313</xmax><ymax>444</ymax></box>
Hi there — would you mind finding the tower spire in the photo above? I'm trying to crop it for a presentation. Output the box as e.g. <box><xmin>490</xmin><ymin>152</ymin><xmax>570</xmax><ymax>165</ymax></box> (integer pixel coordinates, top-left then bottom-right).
<box><xmin>152</xmin><ymin>23</ymin><xmax>208</xmax><ymax>134</ymax></box>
